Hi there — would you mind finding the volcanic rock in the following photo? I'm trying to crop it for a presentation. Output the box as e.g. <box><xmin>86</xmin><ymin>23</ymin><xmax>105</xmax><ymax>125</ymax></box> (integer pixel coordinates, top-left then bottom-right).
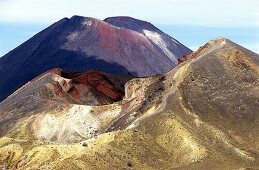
<box><xmin>0</xmin><ymin>38</ymin><xmax>258</xmax><ymax>169</ymax></box>
<box><xmin>0</xmin><ymin>15</ymin><xmax>191</xmax><ymax>102</ymax></box>
<box><xmin>104</xmin><ymin>16</ymin><xmax>191</xmax><ymax>62</ymax></box>
<box><xmin>177</xmin><ymin>42</ymin><xmax>209</xmax><ymax>64</ymax></box>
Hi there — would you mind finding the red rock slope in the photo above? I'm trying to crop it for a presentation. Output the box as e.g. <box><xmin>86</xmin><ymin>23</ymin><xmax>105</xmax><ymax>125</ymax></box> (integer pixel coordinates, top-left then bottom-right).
<box><xmin>1</xmin><ymin>68</ymin><xmax>133</xmax><ymax>107</ymax></box>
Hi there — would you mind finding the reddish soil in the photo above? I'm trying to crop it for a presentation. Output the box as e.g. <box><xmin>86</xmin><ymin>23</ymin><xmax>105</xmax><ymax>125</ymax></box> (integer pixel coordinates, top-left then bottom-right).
<box><xmin>98</xmin><ymin>21</ymin><xmax>117</xmax><ymax>51</ymax></box>
<box><xmin>178</xmin><ymin>43</ymin><xmax>208</xmax><ymax>65</ymax></box>
<box><xmin>2</xmin><ymin>68</ymin><xmax>129</xmax><ymax>106</ymax></box>
<box><xmin>59</xmin><ymin>69</ymin><xmax>125</xmax><ymax>102</ymax></box>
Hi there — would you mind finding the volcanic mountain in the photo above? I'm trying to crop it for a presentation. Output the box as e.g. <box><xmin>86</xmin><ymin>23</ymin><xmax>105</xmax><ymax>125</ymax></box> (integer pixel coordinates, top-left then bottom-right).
<box><xmin>0</xmin><ymin>15</ymin><xmax>191</xmax><ymax>102</ymax></box>
<box><xmin>0</xmin><ymin>38</ymin><xmax>258</xmax><ymax>169</ymax></box>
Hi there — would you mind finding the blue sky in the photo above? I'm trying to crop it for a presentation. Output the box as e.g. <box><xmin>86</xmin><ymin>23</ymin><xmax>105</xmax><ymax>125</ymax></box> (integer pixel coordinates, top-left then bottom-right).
<box><xmin>0</xmin><ymin>0</ymin><xmax>258</xmax><ymax>56</ymax></box>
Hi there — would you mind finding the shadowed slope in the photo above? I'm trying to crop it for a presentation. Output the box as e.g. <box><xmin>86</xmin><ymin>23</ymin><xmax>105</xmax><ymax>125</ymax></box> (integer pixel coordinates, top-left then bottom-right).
<box><xmin>0</xmin><ymin>15</ymin><xmax>191</xmax><ymax>102</ymax></box>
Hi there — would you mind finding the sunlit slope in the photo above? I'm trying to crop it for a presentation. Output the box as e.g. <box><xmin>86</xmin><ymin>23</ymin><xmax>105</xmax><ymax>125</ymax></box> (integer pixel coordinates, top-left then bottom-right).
<box><xmin>0</xmin><ymin>38</ymin><xmax>258</xmax><ymax>169</ymax></box>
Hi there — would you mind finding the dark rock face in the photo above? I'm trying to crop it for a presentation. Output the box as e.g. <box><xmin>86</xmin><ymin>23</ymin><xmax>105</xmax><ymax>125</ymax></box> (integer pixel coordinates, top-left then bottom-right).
<box><xmin>0</xmin><ymin>15</ymin><xmax>191</xmax><ymax>102</ymax></box>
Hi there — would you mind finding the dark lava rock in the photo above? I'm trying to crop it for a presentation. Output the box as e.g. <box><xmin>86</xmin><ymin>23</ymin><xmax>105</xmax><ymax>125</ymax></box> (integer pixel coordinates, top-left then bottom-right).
<box><xmin>127</xmin><ymin>162</ymin><xmax>133</xmax><ymax>167</ymax></box>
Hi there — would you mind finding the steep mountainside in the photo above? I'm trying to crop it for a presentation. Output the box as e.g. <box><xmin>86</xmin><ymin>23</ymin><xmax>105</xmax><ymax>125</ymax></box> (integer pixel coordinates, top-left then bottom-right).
<box><xmin>0</xmin><ymin>38</ymin><xmax>258</xmax><ymax>169</ymax></box>
<box><xmin>0</xmin><ymin>15</ymin><xmax>191</xmax><ymax>102</ymax></box>
<box><xmin>104</xmin><ymin>16</ymin><xmax>190</xmax><ymax>61</ymax></box>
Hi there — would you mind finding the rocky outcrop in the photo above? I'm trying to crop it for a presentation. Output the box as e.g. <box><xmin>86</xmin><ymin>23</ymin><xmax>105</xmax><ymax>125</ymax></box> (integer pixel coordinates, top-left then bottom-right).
<box><xmin>177</xmin><ymin>41</ymin><xmax>210</xmax><ymax>64</ymax></box>
<box><xmin>1</xmin><ymin>68</ymin><xmax>132</xmax><ymax>107</ymax></box>
<box><xmin>58</xmin><ymin>69</ymin><xmax>127</xmax><ymax>103</ymax></box>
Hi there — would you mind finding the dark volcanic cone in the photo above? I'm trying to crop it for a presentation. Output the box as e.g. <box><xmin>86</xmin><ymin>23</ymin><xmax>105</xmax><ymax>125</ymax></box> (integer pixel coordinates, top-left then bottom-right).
<box><xmin>0</xmin><ymin>15</ymin><xmax>191</xmax><ymax>102</ymax></box>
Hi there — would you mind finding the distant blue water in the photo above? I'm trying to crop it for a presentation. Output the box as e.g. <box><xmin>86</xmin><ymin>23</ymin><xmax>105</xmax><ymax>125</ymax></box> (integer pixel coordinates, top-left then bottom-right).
<box><xmin>0</xmin><ymin>23</ymin><xmax>258</xmax><ymax>57</ymax></box>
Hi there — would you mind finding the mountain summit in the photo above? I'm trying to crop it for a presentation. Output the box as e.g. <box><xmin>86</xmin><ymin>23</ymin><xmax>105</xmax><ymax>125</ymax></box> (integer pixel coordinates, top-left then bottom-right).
<box><xmin>104</xmin><ymin>16</ymin><xmax>190</xmax><ymax>63</ymax></box>
<box><xmin>0</xmin><ymin>15</ymin><xmax>191</xmax><ymax>102</ymax></box>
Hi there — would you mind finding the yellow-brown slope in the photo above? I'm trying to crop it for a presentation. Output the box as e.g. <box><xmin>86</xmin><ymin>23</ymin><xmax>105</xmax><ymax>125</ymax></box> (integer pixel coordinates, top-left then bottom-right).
<box><xmin>0</xmin><ymin>37</ymin><xmax>258</xmax><ymax>169</ymax></box>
